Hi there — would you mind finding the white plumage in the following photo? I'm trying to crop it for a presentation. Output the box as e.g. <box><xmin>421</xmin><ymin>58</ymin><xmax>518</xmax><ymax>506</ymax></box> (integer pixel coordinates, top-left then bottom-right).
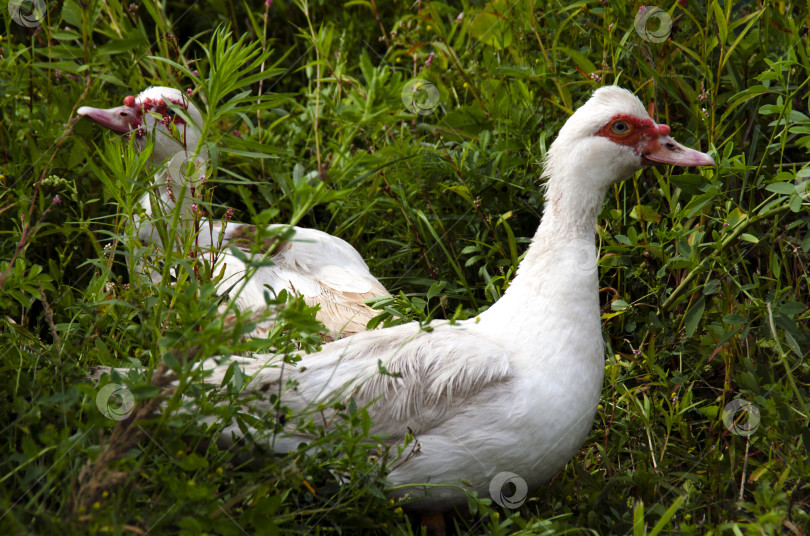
<box><xmin>79</xmin><ymin>87</ymin><xmax>388</xmax><ymax>339</ymax></box>
<box><xmin>95</xmin><ymin>86</ymin><xmax>714</xmax><ymax>511</ymax></box>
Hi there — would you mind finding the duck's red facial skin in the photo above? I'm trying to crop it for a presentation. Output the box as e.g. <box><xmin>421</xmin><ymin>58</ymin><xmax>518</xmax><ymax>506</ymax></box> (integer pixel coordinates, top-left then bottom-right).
<box><xmin>104</xmin><ymin>96</ymin><xmax>189</xmax><ymax>138</ymax></box>
<box><xmin>596</xmin><ymin>113</ymin><xmax>714</xmax><ymax>168</ymax></box>
<box><xmin>120</xmin><ymin>98</ymin><xmax>144</xmax><ymax>134</ymax></box>
<box><xmin>595</xmin><ymin>114</ymin><xmax>661</xmax><ymax>154</ymax></box>
<box><xmin>137</xmin><ymin>97</ymin><xmax>188</xmax><ymax>128</ymax></box>
<box><xmin>121</xmin><ymin>97</ymin><xmax>188</xmax><ymax>138</ymax></box>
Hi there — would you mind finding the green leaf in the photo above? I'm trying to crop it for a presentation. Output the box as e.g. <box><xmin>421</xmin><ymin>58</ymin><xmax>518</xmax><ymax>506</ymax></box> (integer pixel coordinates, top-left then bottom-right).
<box><xmin>61</xmin><ymin>0</ymin><xmax>83</xmax><ymax>27</ymax></box>
<box><xmin>648</xmin><ymin>494</ymin><xmax>687</xmax><ymax>536</ymax></box>
<box><xmin>712</xmin><ymin>2</ymin><xmax>728</xmax><ymax>44</ymax></box>
<box><xmin>556</xmin><ymin>46</ymin><xmax>597</xmax><ymax>74</ymax></box>
<box><xmin>629</xmin><ymin>204</ymin><xmax>662</xmax><ymax>223</ymax></box>
<box><xmin>670</xmin><ymin>173</ymin><xmax>708</xmax><ymax>195</ymax></box>
<box><xmin>633</xmin><ymin>499</ymin><xmax>645</xmax><ymax>536</ymax></box>
<box><xmin>468</xmin><ymin>11</ymin><xmax>513</xmax><ymax>49</ymax></box>
<box><xmin>684</xmin><ymin>296</ymin><xmax>705</xmax><ymax>337</ymax></box>
<box><xmin>704</xmin><ymin>279</ymin><xmax>720</xmax><ymax>295</ymax></box>
<box><xmin>723</xmin><ymin>314</ymin><xmax>748</xmax><ymax>325</ymax></box>
<box><xmin>789</xmin><ymin>194</ymin><xmax>803</xmax><ymax>212</ymax></box>
<box><xmin>765</xmin><ymin>182</ymin><xmax>796</xmax><ymax>194</ymax></box>
<box><xmin>611</xmin><ymin>300</ymin><xmax>629</xmax><ymax>312</ymax></box>
<box><xmin>98</xmin><ymin>38</ymin><xmax>147</xmax><ymax>56</ymax></box>
<box><xmin>177</xmin><ymin>453</ymin><xmax>210</xmax><ymax>471</ymax></box>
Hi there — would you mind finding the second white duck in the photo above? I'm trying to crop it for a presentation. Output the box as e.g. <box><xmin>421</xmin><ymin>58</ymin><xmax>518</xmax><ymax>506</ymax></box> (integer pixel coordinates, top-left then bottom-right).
<box><xmin>78</xmin><ymin>86</ymin><xmax>388</xmax><ymax>340</ymax></box>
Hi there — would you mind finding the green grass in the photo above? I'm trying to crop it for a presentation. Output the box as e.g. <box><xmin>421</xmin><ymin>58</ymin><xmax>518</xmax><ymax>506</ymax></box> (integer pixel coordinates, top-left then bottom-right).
<box><xmin>1</xmin><ymin>0</ymin><xmax>808</xmax><ymax>534</ymax></box>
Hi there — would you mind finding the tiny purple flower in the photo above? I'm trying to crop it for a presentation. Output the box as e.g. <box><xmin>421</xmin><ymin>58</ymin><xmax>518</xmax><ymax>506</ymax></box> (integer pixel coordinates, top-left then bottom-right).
<box><xmin>425</xmin><ymin>52</ymin><xmax>434</xmax><ymax>67</ymax></box>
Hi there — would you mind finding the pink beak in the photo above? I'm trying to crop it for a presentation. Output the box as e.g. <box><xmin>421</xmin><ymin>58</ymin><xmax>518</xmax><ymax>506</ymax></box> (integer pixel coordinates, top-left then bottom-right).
<box><xmin>77</xmin><ymin>105</ymin><xmax>139</xmax><ymax>134</ymax></box>
<box><xmin>643</xmin><ymin>136</ymin><xmax>714</xmax><ymax>167</ymax></box>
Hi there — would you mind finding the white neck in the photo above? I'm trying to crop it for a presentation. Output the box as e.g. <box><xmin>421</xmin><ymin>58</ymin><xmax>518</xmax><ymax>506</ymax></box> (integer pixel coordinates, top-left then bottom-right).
<box><xmin>506</xmin><ymin>162</ymin><xmax>608</xmax><ymax>295</ymax></box>
<box><xmin>478</xmin><ymin>163</ymin><xmax>609</xmax><ymax>349</ymax></box>
<box><xmin>135</xmin><ymin>148</ymin><xmax>206</xmax><ymax>246</ymax></box>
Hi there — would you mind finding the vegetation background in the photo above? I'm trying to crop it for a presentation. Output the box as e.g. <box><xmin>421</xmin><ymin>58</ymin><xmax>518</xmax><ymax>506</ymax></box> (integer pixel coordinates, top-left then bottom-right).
<box><xmin>1</xmin><ymin>0</ymin><xmax>808</xmax><ymax>533</ymax></box>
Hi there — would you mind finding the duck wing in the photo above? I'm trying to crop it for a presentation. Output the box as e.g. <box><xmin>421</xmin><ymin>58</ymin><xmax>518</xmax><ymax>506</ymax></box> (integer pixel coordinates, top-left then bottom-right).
<box><xmin>207</xmin><ymin>321</ymin><xmax>512</xmax><ymax>448</ymax></box>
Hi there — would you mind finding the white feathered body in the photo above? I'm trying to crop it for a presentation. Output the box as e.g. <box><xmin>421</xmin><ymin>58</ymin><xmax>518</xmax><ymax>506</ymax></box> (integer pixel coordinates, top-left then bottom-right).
<box><xmin>205</xmin><ymin>218</ymin><xmax>605</xmax><ymax>510</ymax></box>
<box><xmin>92</xmin><ymin>86</ymin><xmax>715</xmax><ymax>512</ymax></box>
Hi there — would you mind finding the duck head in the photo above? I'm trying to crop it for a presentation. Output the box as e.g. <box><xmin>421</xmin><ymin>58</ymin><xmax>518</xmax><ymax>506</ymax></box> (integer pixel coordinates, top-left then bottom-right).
<box><xmin>79</xmin><ymin>87</ymin><xmax>208</xmax><ymax>234</ymax></box>
<box><xmin>78</xmin><ymin>86</ymin><xmax>204</xmax><ymax>166</ymax></box>
<box><xmin>543</xmin><ymin>86</ymin><xmax>714</xmax><ymax>191</ymax></box>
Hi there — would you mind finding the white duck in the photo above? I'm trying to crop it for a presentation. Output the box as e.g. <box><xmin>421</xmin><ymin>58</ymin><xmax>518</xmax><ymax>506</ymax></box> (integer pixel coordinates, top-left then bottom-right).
<box><xmin>78</xmin><ymin>87</ymin><xmax>388</xmax><ymax>340</ymax></box>
<box><xmin>99</xmin><ymin>86</ymin><xmax>714</xmax><ymax>511</ymax></box>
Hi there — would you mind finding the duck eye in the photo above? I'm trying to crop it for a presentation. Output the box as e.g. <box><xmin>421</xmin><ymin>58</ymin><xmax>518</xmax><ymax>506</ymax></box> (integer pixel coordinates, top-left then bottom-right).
<box><xmin>611</xmin><ymin>121</ymin><xmax>630</xmax><ymax>134</ymax></box>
